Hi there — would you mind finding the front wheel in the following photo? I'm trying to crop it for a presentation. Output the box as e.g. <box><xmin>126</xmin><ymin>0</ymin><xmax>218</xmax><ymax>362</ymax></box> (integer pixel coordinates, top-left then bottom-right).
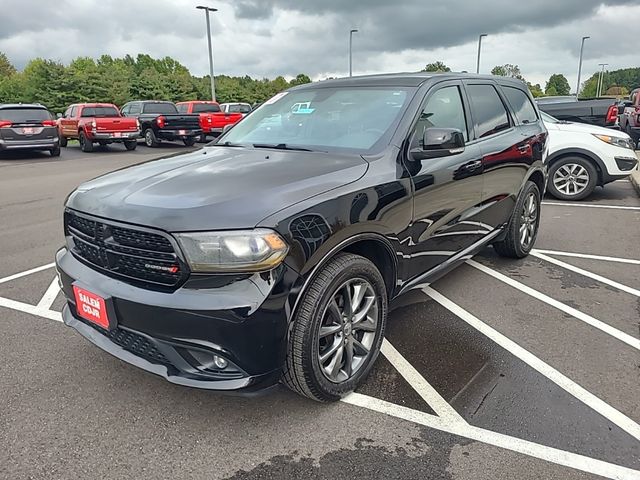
<box><xmin>493</xmin><ymin>181</ymin><xmax>541</xmax><ymax>258</ymax></box>
<box><xmin>547</xmin><ymin>157</ymin><xmax>597</xmax><ymax>201</ymax></box>
<box><xmin>183</xmin><ymin>136</ymin><xmax>197</xmax><ymax>147</ymax></box>
<box><xmin>282</xmin><ymin>253</ymin><xmax>387</xmax><ymax>402</ymax></box>
<box><xmin>124</xmin><ymin>140</ymin><xmax>137</xmax><ymax>151</ymax></box>
<box><xmin>50</xmin><ymin>145</ymin><xmax>61</xmax><ymax>157</ymax></box>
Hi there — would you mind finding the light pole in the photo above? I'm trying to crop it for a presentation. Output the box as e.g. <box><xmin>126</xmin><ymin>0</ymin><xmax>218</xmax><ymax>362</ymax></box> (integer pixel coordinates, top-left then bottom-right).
<box><xmin>349</xmin><ymin>29</ymin><xmax>358</xmax><ymax>77</ymax></box>
<box><xmin>575</xmin><ymin>36</ymin><xmax>590</xmax><ymax>98</ymax></box>
<box><xmin>197</xmin><ymin>5</ymin><xmax>218</xmax><ymax>102</ymax></box>
<box><xmin>476</xmin><ymin>34</ymin><xmax>487</xmax><ymax>74</ymax></box>
<box><xmin>596</xmin><ymin>63</ymin><xmax>608</xmax><ymax>97</ymax></box>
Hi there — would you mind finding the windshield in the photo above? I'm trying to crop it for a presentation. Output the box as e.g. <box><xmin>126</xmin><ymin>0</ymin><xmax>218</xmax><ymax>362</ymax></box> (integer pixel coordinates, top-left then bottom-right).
<box><xmin>143</xmin><ymin>103</ymin><xmax>178</xmax><ymax>114</ymax></box>
<box><xmin>193</xmin><ymin>103</ymin><xmax>221</xmax><ymax>113</ymax></box>
<box><xmin>540</xmin><ymin>111</ymin><xmax>560</xmax><ymax>123</ymax></box>
<box><xmin>81</xmin><ymin>106</ymin><xmax>120</xmax><ymax>117</ymax></box>
<box><xmin>0</xmin><ymin>107</ymin><xmax>52</xmax><ymax>123</ymax></box>
<box><xmin>220</xmin><ymin>87</ymin><xmax>411</xmax><ymax>152</ymax></box>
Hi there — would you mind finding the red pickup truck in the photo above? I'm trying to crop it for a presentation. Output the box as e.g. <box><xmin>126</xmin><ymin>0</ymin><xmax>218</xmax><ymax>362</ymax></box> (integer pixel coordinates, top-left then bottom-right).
<box><xmin>58</xmin><ymin>103</ymin><xmax>140</xmax><ymax>152</ymax></box>
<box><xmin>176</xmin><ymin>101</ymin><xmax>243</xmax><ymax>141</ymax></box>
<box><xmin>619</xmin><ymin>88</ymin><xmax>640</xmax><ymax>146</ymax></box>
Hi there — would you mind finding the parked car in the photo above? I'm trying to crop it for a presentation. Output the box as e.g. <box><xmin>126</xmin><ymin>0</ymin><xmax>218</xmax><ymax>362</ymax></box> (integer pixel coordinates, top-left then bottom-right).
<box><xmin>0</xmin><ymin>103</ymin><xmax>60</xmax><ymax>156</ymax></box>
<box><xmin>56</xmin><ymin>73</ymin><xmax>547</xmax><ymax>401</ymax></box>
<box><xmin>536</xmin><ymin>96</ymin><xmax>619</xmax><ymax>129</ymax></box>
<box><xmin>618</xmin><ymin>88</ymin><xmax>640</xmax><ymax>146</ymax></box>
<box><xmin>220</xmin><ymin>102</ymin><xmax>252</xmax><ymax>117</ymax></box>
<box><xmin>541</xmin><ymin>111</ymin><xmax>637</xmax><ymax>200</ymax></box>
<box><xmin>58</xmin><ymin>103</ymin><xmax>140</xmax><ymax>153</ymax></box>
<box><xmin>120</xmin><ymin>101</ymin><xmax>201</xmax><ymax>147</ymax></box>
<box><xmin>176</xmin><ymin>101</ymin><xmax>243</xmax><ymax>142</ymax></box>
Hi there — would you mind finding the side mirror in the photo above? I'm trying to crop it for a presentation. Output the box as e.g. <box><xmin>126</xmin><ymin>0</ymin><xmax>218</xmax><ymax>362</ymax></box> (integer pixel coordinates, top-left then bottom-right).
<box><xmin>56</xmin><ymin>113</ymin><xmax>63</xmax><ymax>119</ymax></box>
<box><xmin>411</xmin><ymin>127</ymin><xmax>465</xmax><ymax>160</ymax></box>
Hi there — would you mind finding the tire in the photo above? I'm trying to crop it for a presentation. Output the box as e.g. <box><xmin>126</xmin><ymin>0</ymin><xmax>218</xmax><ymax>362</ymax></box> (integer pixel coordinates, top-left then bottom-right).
<box><xmin>144</xmin><ymin>128</ymin><xmax>159</xmax><ymax>148</ymax></box>
<box><xmin>124</xmin><ymin>140</ymin><xmax>137</xmax><ymax>151</ymax></box>
<box><xmin>546</xmin><ymin>156</ymin><xmax>597</xmax><ymax>201</ymax></box>
<box><xmin>282</xmin><ymin>253</ymin><xmax>388</xmax><ymax>402</ymax></box>
<box><xmin>626</xmin><ymin>124</ymin><xmax>639</xmax><ymax>145</ymax></box>
<box><xmin>183</xmin><ymin>136</ymin><xmax>197</xmax><ymax>147</ymax></box>
<box><xmin>198</xmin><ymin>134</ymin><xmax>208</xmax><ymax>143</ymax></box>
<box><xmin>79</xmin><ymin>132</ymin><xmax>93</xmax><ymax>153</ymax></box>
<box><xmin>50</xmin><ymin>145</ymin><xmax>61</xmax><ymax>157</ymax></box>
<box><xmin>59</xmin><ymin>136</ymin><xmax>67</xmax><ymax>148</ymax></box>
<box><xmin>493</xmin><ymin>181</ymin><xmax>541</xmax><ymax>259</ymax></box>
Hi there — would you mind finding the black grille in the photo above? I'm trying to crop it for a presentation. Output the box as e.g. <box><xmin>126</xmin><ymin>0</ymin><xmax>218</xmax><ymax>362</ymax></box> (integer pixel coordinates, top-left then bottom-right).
<box><xmin>80</xmin><ymin>318</ymin><xmax>170</xmax><ymax>365</ymax></box>
<box><xmin>65</xmin><ymin>210</ymin><xmax>184</xmax><ymax>288</ymax></box>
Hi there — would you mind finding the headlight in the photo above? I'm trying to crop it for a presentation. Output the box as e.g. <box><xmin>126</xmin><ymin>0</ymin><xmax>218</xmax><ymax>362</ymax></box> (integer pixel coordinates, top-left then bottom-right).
<box><xmin>593</xmin><ymin>134</ymin><xmax>635</xmax><ymax>150</ymax></box>
<box><xmin>175</xmin><ymin>229</ymin><xmax>289</xmax><ymax>273</ymax></box>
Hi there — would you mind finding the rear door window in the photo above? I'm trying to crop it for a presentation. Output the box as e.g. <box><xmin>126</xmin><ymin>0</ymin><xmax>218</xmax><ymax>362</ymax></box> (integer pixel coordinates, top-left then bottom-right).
<box><xmin>142</xmin><ymin>103</ymin><xmax>178</xmax><ymax>114</ymax></box>
<box><xmin>176</xmin><ymin>104</ymin><xmax>188</xmax><ymax>114</ymax></box>
<box><xmin>193</xmin><ymin>103</ymin><xmax>221</xmax><ymax>113</ymax></box>
<box><xmin>466</xmin><ymin>84</ymin><xmax>511</xmax><ymax>139</ymax></box>
<box><xmin>503</xmin><ymin>87</ymin><xmax>538</xmax><ymax>125</ymax></box>
<box><xmin>81</xmin><ymin>106</ymin><xmax>120</xmax><ymax>117</ymax></box>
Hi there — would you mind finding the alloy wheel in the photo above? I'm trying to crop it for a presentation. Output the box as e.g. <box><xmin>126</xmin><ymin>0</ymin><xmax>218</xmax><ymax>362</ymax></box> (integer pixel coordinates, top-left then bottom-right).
<box><xmin>317</xmin><ymin>278</ymin><xmax>379</xmax><ymax>383</ymax></box>
<box><xmin>519</xmin><ymin>192</ymin><xmax>538</xmax><ymax>249</ymax></box>
<box><xmin>552</xmin><ymin>163</ymin><xmax>590</xmax><ymax>196</ymax></box>
<box><xmin>145</xmin><ymin>131</ymin><xmax>153</xmax><ymax>147</ymax></box>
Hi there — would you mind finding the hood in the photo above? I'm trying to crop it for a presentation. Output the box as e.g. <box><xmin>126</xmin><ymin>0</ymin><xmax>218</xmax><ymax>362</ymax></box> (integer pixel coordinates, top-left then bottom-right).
<box><xmin>67</xmin><ymin>146</ymin><xmax>368</xmax><ymax>231</ymax></box>
<box><xmin>545</xmin><ymin>120</ymin><xmax>631</xmax><ymax>138</ymax></box>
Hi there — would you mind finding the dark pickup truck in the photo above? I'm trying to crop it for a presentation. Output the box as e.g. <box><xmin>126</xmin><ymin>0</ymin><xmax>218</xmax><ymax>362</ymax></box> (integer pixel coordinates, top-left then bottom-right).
<box><xmin>120</xmin><ymin>101</ymin><xmax>202</xmax><ymax>147</ymax></box>
<box><xmin>536</xmin><ymin>96</ymin><xmax>619</xmax><ymax>129</ymax></box>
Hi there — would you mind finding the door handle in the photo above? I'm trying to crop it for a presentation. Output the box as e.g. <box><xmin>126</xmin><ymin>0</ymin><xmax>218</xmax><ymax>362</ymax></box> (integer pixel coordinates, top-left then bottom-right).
<box><xmin>517</xmin><ymin>144</ymin><xmax>529</xmax><ymax>154</ymax></box>
<box><xmin>463</xmin><ymin>160</ymin><xmax>483</xmax><ymax>170</ymax></box>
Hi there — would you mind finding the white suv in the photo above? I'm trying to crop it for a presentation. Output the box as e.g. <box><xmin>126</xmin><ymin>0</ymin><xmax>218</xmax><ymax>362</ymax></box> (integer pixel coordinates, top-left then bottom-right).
<box><xmin>542</xmin><ymin>111</ymin><xmax>638</xmax><ymax>200</ymax></box>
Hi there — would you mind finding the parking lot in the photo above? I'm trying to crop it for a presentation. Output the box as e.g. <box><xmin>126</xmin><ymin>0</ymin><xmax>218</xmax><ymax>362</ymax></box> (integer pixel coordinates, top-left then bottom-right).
<box><xmin>1</xmin><ymin>145</ymin><xmax>639</xmax><ymax>479</ymax></box>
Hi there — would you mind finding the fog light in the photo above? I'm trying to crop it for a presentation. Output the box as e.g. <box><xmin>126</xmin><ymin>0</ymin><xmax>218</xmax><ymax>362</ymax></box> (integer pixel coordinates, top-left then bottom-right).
<box><xmin>213</xmin><ymin>355</ymin><xmax>228</xmax><ymax>369</ymax></box>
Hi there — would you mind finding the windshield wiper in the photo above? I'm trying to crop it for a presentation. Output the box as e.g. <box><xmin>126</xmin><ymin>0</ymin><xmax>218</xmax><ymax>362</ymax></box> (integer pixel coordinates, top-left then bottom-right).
<box><xmin>252</xmin><ymin>143</ymin><xmax>314</xmax><ymax>152</ymax></box>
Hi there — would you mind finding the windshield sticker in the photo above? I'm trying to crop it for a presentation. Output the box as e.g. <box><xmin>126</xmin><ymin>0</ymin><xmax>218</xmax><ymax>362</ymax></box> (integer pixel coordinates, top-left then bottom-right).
<box><xmin>264</xmin><ymin>92</ymin><xmax>289</xmax><ymax>105</ymax></box>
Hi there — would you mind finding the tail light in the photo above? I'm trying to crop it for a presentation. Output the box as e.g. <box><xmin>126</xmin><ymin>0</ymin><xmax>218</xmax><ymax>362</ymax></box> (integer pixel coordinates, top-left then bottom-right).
<box><xmin>606</xmin><ymin>105</ymin><xmax>618</xmax><ymax>124</ymax></box>
<box><xmin>0</xmin><ymin>120</ymin><xmax>12</xmax><ymax>128</ymax></box>
<box><xmin>156</xmin><ymin>115</ymin><xmax>165</xmax><ymax>128</ymax></box>
<box><xmin>136</xmin><ymin>119</ymin><xmax>141</xmax><ymax>130</ymax></box>
<box><xmin>41</xmin><ymin>120</ymin><xmax>56</xmax><ymax>126</ymax></box>
<box><xmin>90</xmin><ymin>120</ymin><xmax>97</xmax><ymax>131</ymax></box>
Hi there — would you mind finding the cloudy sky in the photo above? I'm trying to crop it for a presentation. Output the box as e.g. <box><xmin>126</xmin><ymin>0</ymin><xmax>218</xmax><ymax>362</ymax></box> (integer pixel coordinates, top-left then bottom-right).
<box><xmin>1</xmin><ymin>0</ymin><xmax>638</xmax><ymax>91</ymax></box>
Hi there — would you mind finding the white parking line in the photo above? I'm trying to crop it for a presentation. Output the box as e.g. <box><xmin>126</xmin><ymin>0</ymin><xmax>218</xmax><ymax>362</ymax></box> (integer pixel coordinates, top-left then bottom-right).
<box><xmin>542</xmin><ymin>202</ymin><xmax>640</xmax><ymax>211</ymax></box>
<box><xmin>532</xmin><ymin>249</ymin><xmax>640</xmax><ymax>266</ymax></box>
<box><xmin>532</xmin><ymin>251</ymin><xmax>640</xmax><ymax>297</ymax></box>
<box><xmin>467</xmin><ymin>260</ymin><xmax>640</xmax><ymax>351</ymax></box>
<box><xmin>36</xmin><ymin>277</ymin><xmax>62</xmax><ymax>309</ymax></box>
<box><xmin>0</xmin><ymin>296</ymin><xmax>61</xmax><ymax>322</ymax></box>
<box><xmin>381</xmin><ymin>339</ymin><xmax>466</xmax><ymax>424</ymax></box>
<box><xmin>343</xmin><ymin>393</ymin><xmax>640</xmax><ymax>480</ymax></box>
<box><xmin>0</xmin><ymin>262</ymin><xmax>55</xmax><ymax>285</ymax></box>
<box><xmin>423</xmin><ymin>286</ymin><xmax>640</xmax><ymax>442</ymax></box>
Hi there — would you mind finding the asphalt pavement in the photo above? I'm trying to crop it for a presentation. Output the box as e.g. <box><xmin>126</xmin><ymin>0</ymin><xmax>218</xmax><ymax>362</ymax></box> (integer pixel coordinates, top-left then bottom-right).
<box><xmin>1</xmin><ymin>144</ymin><xmax>639</xmax><ymax>480</ymax></box>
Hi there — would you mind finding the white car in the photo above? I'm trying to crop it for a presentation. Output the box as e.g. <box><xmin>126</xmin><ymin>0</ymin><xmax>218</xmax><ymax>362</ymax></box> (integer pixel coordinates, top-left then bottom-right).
<box><xmin>542</xmin><ymin>112</ymin><xmax>638</xmax><ymax>200</ymax></box>
<box><xmin>220</xmin><ymin>102</ymin><xmax>252</xmax><ymax>117</ymax></box>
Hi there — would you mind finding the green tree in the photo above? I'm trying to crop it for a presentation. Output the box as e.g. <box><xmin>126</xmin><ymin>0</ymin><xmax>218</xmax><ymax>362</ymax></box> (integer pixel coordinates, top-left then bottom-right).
<box><xmin>491</xmin><ymin>64</ymin><xmax>525</xmax><ymax>81</ymax></box>
<box><xmin>422</xmin><ymin>61</ymin><xmax>451</xmax><ymax>72</ymax></box>
<box><xmin>545</xmin><ymin>85</ymin><xmax>558</xmax><ymax>96</ymax></box>
<box><xmin>545</xmin><ymin>74</ymin><xmax>570</xmax><ymax>96</ymax></box>
<box><xmin>527</xmin><ymin>82</ymin><xmax>544</xmax><ymax>98</ymax></box>
<box><xmin>290</xmin><ymin>73</ymin><xmax>311</xmax><ymax>86</ymax></box>
<box><xmin>0</xmin><ymin>52</ymin><xmax>16</xmax><ymax>77</ymax></box>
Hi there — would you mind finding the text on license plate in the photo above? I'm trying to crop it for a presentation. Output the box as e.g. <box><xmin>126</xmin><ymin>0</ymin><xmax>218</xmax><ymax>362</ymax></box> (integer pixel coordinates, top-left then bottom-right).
<box><xmin>73</xmin><ymin>286</ymin><xmax>109</xmax><ymax>329</ymax></box>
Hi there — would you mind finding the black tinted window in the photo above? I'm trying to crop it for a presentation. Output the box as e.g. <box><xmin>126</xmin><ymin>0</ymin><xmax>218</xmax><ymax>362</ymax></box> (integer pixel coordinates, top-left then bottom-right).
<box><xmin>227</xmin><ymin>104</ymin><xmax>251</xmax><ymax>113</ymax></box>
<box><xmin>504</xmin><ymin>87</ymin><xmax>538</xmax><ymax>124</ymax></box>
<box><xmin>466</xmin><ymin>84</ymin><xmax>511</xmax><ymax>138</ymax></box>
<box><xmin>142</xmin><ymin>103</ymin><xmax>178</xmax><ymax>114</ymax></box>
<box><xmin>0</xmin><ymin>108</ymin><xmax>52</xmax><ymax>122</ymax></box>
<box><xmin>176</xmin><ymin>104</ymin><xmax>188</xmax><ymax>114</ymax></box>
<box><xmin>129</xmin><ymin>103</ymin><xmax>141</xmax><ymax>115</ymax></box>
<box><xmin>193</xmin><ymin>103</ymin><xmax>221</xmax><ymax>113</ymax></box>
<box><xmin>81</xmin><ymin>106</ymin><xmax>119</xmax><ymax>117</ymax></box>
<box><xmin>412</xmin><ymin>86</ymin><xmax>468</xmax><ymax>148</ymax></box>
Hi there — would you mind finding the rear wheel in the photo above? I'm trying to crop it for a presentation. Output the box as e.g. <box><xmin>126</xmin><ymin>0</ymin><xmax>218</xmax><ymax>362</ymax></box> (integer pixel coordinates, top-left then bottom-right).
<box><xmin>198</xmin><ymin>134</ymin><xmax>208</xmax><ymax>143</ymax></box>
<box><xmin>124</xmin><ymin>140</ymin><xmax>137</xmax><ymax>151</ymax></box>
<box><xmin>183</xmin><ymin>136</ymin><xmax>197</xmax><ymax>147</ymax></box>
<box><xmin>79</xmin><ymin>132</ymin><xmax>93</xmax><ymax>153</ymax></box>
<box><xmin>547</xmin><ymin>156</ymin><xmax>597</xmax><ymax>201</ymax></box>
<box><xmin>50</xmin><ymin>145</ymin><xmax>61</xmax><ymax>157</ymax></box>
<box><xmin>282</xmin><ymin>253</ymin><xmax>387</xmax><ymax>402</ymax></box>
<box><xmin>59</xmin><ymin>135</ymin><xmax>67</xmax><ymax>148</ymax></box>
<box><xmin>493</xmin><ymin>181</ymin><xmax>541</xmax><ymax>258</ymax></box>
<box><xmin>144</xmin><ymin>128</ymin><xmax>159</xmax><ymax>148</ymax></box>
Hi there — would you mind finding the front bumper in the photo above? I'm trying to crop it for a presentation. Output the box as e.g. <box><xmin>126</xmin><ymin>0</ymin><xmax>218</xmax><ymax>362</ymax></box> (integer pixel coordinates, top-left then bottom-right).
<box><xmin>0</xmin><ymin>138</ymin><xmax>59</xmax><ymax>150</ymax></box>
<box><xmin>56</xmin><ymin>246</ymin><xmax>298</xmax><ymax>393</ymax></box>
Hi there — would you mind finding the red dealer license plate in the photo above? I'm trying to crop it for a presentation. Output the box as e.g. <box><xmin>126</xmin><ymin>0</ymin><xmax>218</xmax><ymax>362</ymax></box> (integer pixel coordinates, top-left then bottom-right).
<box><xmin>73</xmin><ymin>286</ymin><xmax>110</xmax><ymax>329</ymax></box>
<box><xmin>178</xmin><ymin>129</ymin><xmax>186</xmax><ymax>135</ymax></box>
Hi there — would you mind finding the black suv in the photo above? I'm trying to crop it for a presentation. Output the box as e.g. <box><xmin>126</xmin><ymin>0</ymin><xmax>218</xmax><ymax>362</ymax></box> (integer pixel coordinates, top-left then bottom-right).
<box><xmin>56</xmin><ymin>73</ymin><xmax>547</xmax><ymax>401</ymax></box>
<box><xmin>0</xmin><ymin>103</ymin><xmax>60</xmax><ymax>156</ymax></box>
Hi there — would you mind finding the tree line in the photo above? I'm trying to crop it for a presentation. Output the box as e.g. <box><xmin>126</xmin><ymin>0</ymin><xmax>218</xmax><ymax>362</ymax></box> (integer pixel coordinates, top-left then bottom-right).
<box><xmin>422</xmin><ymin>61</ymin><xmax>639</xmax><ymax>98</ymax></box>
<box><xmin>0</xmin><ymin>52</ymin><xmax>312</xmax><ymax>114</ymax></box>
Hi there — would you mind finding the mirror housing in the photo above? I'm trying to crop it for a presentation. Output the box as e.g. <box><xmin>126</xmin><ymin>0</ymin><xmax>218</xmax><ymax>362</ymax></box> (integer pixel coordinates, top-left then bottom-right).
<box><xmin>411</xmin><ymin>127</ymin><xmax>465</xmax><ymax>160</ymax></box>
